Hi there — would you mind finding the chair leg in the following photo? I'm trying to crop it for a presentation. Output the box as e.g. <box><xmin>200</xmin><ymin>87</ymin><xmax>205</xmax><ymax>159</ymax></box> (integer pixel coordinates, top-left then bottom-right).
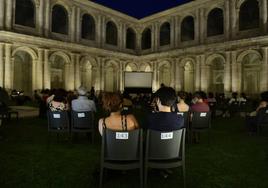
<box><xmin>99</xmin><ymin>167</ymin><xmax>104</xmax><ymax>188</ymax></box>
<box><xmin>182</xmin><ymin>164</ymin><xmax>186</xmax><ymax>188</ymax></box>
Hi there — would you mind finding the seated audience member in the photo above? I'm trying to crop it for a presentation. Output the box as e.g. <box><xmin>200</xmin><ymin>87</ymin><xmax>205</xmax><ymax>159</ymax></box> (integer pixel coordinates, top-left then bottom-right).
<box><xmin>147</xmin><ymin>87</ymin><xmax>184</xmax><ymax>131</ymax></box>
<box><xmin>228</xmin><ymin>92</ymin><xmax>239</xmax><ymax>104</ymax></box>
<box><xmin>48</xmin><ymin>89</ymin><xmax>69</xmax><ymax>111</ymax></box>
<box><xmin>239</xmin><ymin>92</ymin><xmax>247</xmax><ymax>103</ymax></box>
<box><xmin>71</xmin><ymin>86</ymin><xmax>96</xmax><ymax>112</ymax></box>
<box><xmin>177</xmin><ymin>91</ymin><xmax>189</xmax><ymax>112</ymax></box>
<box><xmin>207</xmin><ymin>92</ymin><xmax>217</xmax><ymax>103</ymax></box>
<box><xmin>98</xmin><ymin>92</ymin><xmax>139</xmax><ymax>135</ymax></box>
<box><xmin>190</xmin><ymin>91</ymin><xmax>210</xmax><ymax>112</ymax></box>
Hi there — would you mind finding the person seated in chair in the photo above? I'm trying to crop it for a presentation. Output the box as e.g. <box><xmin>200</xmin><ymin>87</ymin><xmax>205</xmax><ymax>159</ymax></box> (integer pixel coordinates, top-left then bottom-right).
<box><xmin>98</xmin><ymin>92</ymin><xmax>139</xmax><ymax>135</ymax></box>
<box><xmin>72</xmin><ymin>86</ymin><xmax>96</xmax><ymax>112</ymax></box>
<box><xmin>48</xmin><ymin>89</ymin><xmax>69</xmax><ymax>112</ymax></box>
<box><xmin>147</xmin><ymin>87</ymin><xmax>184</xmax><ymax>131</ymax></box>
<box><xmin>190</xmin><ymin>91</ymin><xmax>210</xmax><ymax>113</ymax></box>
<box><xmin>177</xmin><ymin>91</ymin><xmax>189</xmax><ymax>112</ymax></box>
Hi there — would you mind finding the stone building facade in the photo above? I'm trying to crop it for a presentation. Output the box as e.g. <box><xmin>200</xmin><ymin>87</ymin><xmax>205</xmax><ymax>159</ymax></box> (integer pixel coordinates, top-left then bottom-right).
<box><xmin>0</xmin><ymin>0</ymin><xmax>267</xmax><ymax>97</ymax></box>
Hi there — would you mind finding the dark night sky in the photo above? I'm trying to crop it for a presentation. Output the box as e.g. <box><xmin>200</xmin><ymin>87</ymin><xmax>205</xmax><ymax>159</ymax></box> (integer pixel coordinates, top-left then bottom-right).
<box><xmin>91</xmin><ymin>0</ymin><xmax>193</xmax><ymax>19</ymax></box>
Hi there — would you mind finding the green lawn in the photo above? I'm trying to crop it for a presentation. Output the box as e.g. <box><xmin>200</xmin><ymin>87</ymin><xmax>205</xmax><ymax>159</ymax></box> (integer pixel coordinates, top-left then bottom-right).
<box><xmin>0</xmin><ymin>115</ymin><xmax>268</xmax><ymax>188</ymax></box>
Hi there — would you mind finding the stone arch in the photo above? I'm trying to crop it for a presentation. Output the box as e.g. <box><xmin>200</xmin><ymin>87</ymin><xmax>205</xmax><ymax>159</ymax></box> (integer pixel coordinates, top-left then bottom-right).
<box><xmin>158</xmin><ymin>60</ymin><xmax>171</xmax><ymax>87</ymax></box>
<box><xmin>126</xmin><ymin>27</ymin><xmax>136</xmax><ymax>50</ymax></box>
<box><xmin>104</xmin><ymin>59</ymin><xmax>120</xmax><ymax>91</ymax></box>
<box><xmin>125</xmin><ymin>62</ymin><xmax>138</xmax><ymax>71</ymax></box>
<box><xmin>12</xmin><ymin>46</ymin><xmax>38</xmax><ymax>61</ymax></box>
<box><xmin>81</xmin><ymin>13</ymin><xmax>96</xmax><ymax>40</ymax></box>
<box><xmin>239</xmin><ymin>0</ymin><xmax>260</xmax><ymax>31</ymax></box>
<box><xmin>237</xmin><ymin>49</ymin><xmax>262</xmax><ymax>63</ymax></box>
<box><xmin>181</xmin><ymin>15</ymin><xmax>195</xmax><ymax>42</ymax></box>
<box><xmin>207</xmin><ymin>7</ymin><xmax>224</xmax><ymax>37</ymax></box>
<box><xmin>160</xmin><ymin>22</ymin><xmax>171</xmax><ymax>46</ymax></box>
<box><xmin>139</xmin><ymin>62</ymin><xmax>152</xmax><ymax>72</ymax></box>
<box><xmin>79</xmin><ymin>56</ymin><xmax>98</xmax><ymax>91</ymax></box>
<box><xmin>15</xmin><ymin>0</ymin><xmax>36</xmax><ymax>27</ymax></box>
<box><xmin>51</xmin><ymin>4</ymin><xmax>69</xmax><ymax>35</ymax></box>
<box><xmin>141</xmin><ymin>27</ymin><xmax>152</xmax><ymax>50</ymax></box>
<box><xmin>105</xmin><ymin>20</ymin><xmax>118</xmax><ymax>45</ymax></box>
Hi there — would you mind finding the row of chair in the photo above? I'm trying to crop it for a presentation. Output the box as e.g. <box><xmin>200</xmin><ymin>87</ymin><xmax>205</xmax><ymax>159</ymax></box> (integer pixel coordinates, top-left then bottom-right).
<box><xmin>100</xmin><ymin>128</ymin><xmax>186</xmax><ymax>188</ymax></box>
<box><xmin>47</xmin><ymin>110</ymin><xmax>95</xmax><ymax>142</ymax></box>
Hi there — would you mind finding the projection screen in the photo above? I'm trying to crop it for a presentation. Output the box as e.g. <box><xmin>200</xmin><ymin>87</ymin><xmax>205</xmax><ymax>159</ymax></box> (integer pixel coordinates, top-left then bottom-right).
<box><xmin>124</xmin><ymin>72</ymin><xmax>152</xmax><ymax>88</ymax></box>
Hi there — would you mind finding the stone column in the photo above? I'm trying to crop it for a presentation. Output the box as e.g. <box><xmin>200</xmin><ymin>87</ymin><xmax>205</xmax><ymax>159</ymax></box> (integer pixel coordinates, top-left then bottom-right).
<box><xmin>96</xmin><ymin>15</ymin><xmax>103</xmax><ymax>47</ymax></box>
<box><xmin>136</xmin><ymin>29</ymin><xmax>142</xmax><ymax>52</ymax></box>
<box><xmin>153</xmin><ymin>22</ymin><xmax>159</xmax><ymax>51</ymax></box>
<box><xmin>224</xmin><ymin>51</ymin><xmax>231</xmax><ymax>93</ymax></box>
<box><xmin>261</xmin><ymin>0</ymin><xmax>268</xmax><ymax>33</ymax></box>
<box><xmin>69</xmin><ymin>54</ymin><xmax>75</xmax><ymax>90</ymax></box>
<box><xmin>43</xmin><ymin>49</ymin><xmax>50</xmax><ymax>89</ymax></box>
<box><xmin>118</xmin><ymin>22</ymin><xmax>124</xmax><ymax>50</ymax></box>
<box><xmin>0</xmin><ymin>43</ymin><xmax>4</xmax><ymax>87</ymax></box>
<box><xmin>70</xmin><ymin>6</ymin><xmax>76</xmax><ymax>42</ymax></box>
<box><xmin>175</xmin><ymin>16</ymin><xmax>180</xmax><ymax>48</ymax></box>
<box><xmin>75</xmin><ymin>54</ymin><xmax>81</xmax><ymax>89</ymax></box>
<box><xmin>224</xmin><ymin>0</ymin><xmax>230</xmax><ymax>40</ymax></box>
<box><xmin>170</xmin><ymin>59</ymin><xmax>176</xmax><ymax>88</ymax></box>
<box><xmin>195</xmin><ymin>55</ymin><xmax>201</xmax><ymax>91</ymax></box>
<box><xmin>5</xmin><ymin>0</ymin><xmax>13</xmax><ymax>30</ymax></box>
<box><xmin>37</xmin><ymin>0</ymin><xmax>44</xmax><ymax>36</ymax></box>
<box><xmin>119</xmin><ymin>60</ymin><xmax>124</xmax><ymax>91</ymax></box>
<box><xmin>200</xmin><ymin>55</ymin><xmax>208</xmax><ymax>91</ymax></box>
<box><xmin>32</xmin><ymin>59</ymin><xmax>37</xmax><ymax>91</ymax></box>
<box><xmin>170</xmin><ymin>16</ymin><xmax>176</xmax><ymax>48</ymax></box>
<box><xmin>195</xmin><ymin>10</ymin><xmax>200</xmax><ymax>44</ymax></box>
<box><xmin>36</xmin><ymin>48</ymin><xmax>44</xmax><ymax>90</ymax></box>
<box><xmin>64</xmin><ymin>63</ymin><xmax>70</xmax><ymax>90</ymax></box>
<box><xmin>95</xmin><ymin>57</ymin><xmax>102</xmax><ymax>92</ymax></box>
<box><xmin>231</xmin><ymin>51</ymin><xmax>238</xmax><ymax>92</ymax></box>
<box><xmin>76</xmin><ymin>7</ymin><xmax>81</xmax><ymax>42</ymax></box>
<box><xmin>44</xmin><ymin>2</ymin><xmax>51</xmax><ymax>37</ymax></box>
<box><xmin>0</xmin><ymin>0</ymin><xmax>5</xmax><ymax>29</ymax></box>
<box><xmin>230</xmin><ymin>0</ymin><xmax>237</xmax><ymax>39</ymax></box>
<box><xmin>4</xmin><ymin>44</ymin><xmax>12</xmax><ymax>89</ymax></box>
<box><xmin>260</xmin><ymin>47</ymin><xmax>268</xmax><ymax>91</ymax></box>
<box><xmin>199</xmin><ymin>8</ymin><xmax>205</xmax><ymax>44</ymax></box>
<box><xmin>152</xmin><ymin>60</ymin><xmax>158</xmax><ymax>92</ymax></box>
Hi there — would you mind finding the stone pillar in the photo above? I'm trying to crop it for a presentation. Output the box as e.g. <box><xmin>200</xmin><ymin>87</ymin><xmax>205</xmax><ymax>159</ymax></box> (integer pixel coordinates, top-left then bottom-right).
<box><xmin>43</xmin><ymin>49</ymin><xmax>50</xmax><ymax>89</ymax></box>
<box><xmin>175</xmin><ymin>16</ymin><xmax>180</xmax><ymax>48</ymax></box>
<box><xmin>37</xmin><ymin>0</ymin><xmax>44</xmax><ymax>36</ymax></box>
<box><xmin>224</xmin><ymin>0</ymin><xmax>230</xmax><ymax>40</ymax></box>
<box><xmin>4</xmin><ymin>44</ymin><xmax>12</xmax><ymax>89</ymax></box>
<box><xmin>224</xmin><ymin>51</ymin><xmax>231</xmax><ymax>93</ymax></box>
<box><xmin>231</xmin><ymin>51</ymin><xmax>238</xmax><ymax>92</ymax></box>
<box><xmin>5</xmin><ymin>0</ymin><xmax>13</xmax><ymax>30</ymax></box>
<box><xmin>64</xmin><ymin>63</ymin><xmax>70</xmax><ymax>90</ymax></box>
<box><xmin>96</xmin><ymin>15</ymin><xmax>103</xmax><ymax>48</ymax></box>
<box><xmin>118</xmin><ymin>22</ymin><xmax>124</xmax><ymax>50</ymax></box>
<box><xmin>119</xmin><ymin>60</ymin><xmax>124</xmax><ymax>91</ymax></box>
<box><xmin>69</xmin><ymin>54</ymin><xmax>76</xmax><ymax>90</ymax></box>
<box><xmin>75</xmin><ymin>54</ymin><xmax>81</xmax><ymax>89</ymax></box>
<box><xmin>153</xmin><ymin>22</ymin><xmax>159</xmax><ymax>51</ymax></box>
<box><xmin>170</xmin><ymin>16</ymin><xmax>176</xmax><ymax>48</ymax></box>
<box><xmin>195</xmin><ymin>55</ymin><xmax>201</xmax><ymax>91</ymax></box>
<box><xmin>36</xmin><ymin>48</ymin><xmax>44</xmax><ymax>90</ymax></box>
<box><xmin>70</xmin><ymin>6</ymin><xmax>76</xmax><ymax>42</ymax></box>
<box><xmin>0</xmin><ymin>0</ymin><xmax>5</xmax><ymax>29</ymax></box>
<box><xmin>199</xmin><ymin>8</ymin><xmax>205</xmax><ymax>44</ymax></box>
<box><xmin>76</xmin><ymin>7</ymin><xmax>81</xmax><ymax>42</ymax></box>
<box><xmin>0</xmin><ymin>43</ymin><xmax>4</xmax><ymax>87</ymax></box>
<box><xmin>32</xmin><ymin>60</ymin><xmax>37</xmax><ymax>91</ymax></box>
<box><xmin>136</xmin><ymin>29</ymin><xmax>142</xmax><ymax>53</ymax></box>
<box><xmin>170</xmin><ymin>59</ymin><xmax>176</xmax><ymax>88</ymax></box>
<box><xmin>95</xmin><ymin>57</ymin><xmax>102</xmax><ymax>92</ymax></box>
<box><xmin>261</xmin><ymin>0</ymin><xmax>268</xmax><ymax>33</ymax></box>
<box><xmin>200</xmin><ymin>55</ymin><xmax>208</xmax><ymax>91</ymax></box>
<box><xmin>152</xmin><ymin>61</ymin><xmax>158</xmax><ymax>92</ymax></box>
<box><xmin>230</xmin><ymin>0</ymin><xmax>237</xmax><ymax>39</ymax></box>
<box><xmin>260</xmin><ymin>47</ymin><xmax>268</xmax><ymax>91</ymax></box>
<box><xmin>44</xmin><ymin>2</ymin><xmax>51</xmax><ymax>37</ymax></box>
<box><xmin>195</xmin><ymin>10</ymin><xmax>200</xmax><ymax>44</ymax></box>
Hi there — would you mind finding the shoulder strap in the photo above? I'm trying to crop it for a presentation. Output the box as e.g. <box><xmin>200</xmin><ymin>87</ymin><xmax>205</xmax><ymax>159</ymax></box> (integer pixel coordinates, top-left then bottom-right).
<box><xmin>102</xmin><ymin>118</ymin><xmax>107</xmax><ymax>129</ymax></box>
<box><xmin>121</xmin><ymin>115</ymin><xmax>128</xmax><ymax>131</ymax></box>
<box><xmin>124</xmin><ymin>115</ymin><xmax>127</xmax><ymax>131</ymax></box>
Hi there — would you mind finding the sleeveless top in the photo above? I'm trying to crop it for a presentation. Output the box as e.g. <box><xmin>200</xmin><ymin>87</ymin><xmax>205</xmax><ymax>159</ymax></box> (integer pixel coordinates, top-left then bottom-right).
<box><xmin>102</xmin><ymin>115</ymin><xmax>128</xmax><ymax>131</ymax></box>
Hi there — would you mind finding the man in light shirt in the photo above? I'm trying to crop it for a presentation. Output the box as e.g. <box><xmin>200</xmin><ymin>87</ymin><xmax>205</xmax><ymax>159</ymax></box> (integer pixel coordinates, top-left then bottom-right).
<box><xmin>72</xmin><ymin>86</ymin><xmax>96</xmax><ymax>112</ymax></box>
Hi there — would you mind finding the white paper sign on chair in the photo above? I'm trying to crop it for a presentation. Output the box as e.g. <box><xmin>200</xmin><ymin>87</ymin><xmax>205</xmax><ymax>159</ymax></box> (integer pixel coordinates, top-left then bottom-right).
<box><xmin>200</xmin><ymin>113</ymin><xmax>207</xmax><ymax>117</ymax></box>
<box><xmin>161</xmin><ymin>132</ymin><xmax>173</xmax><ymax>140</ymax></box>
<box><xmin>53</xmin><ymin>114</ymin><xmax>61</xmax><ymax>118</ymax></box>
<box><xmin>116</xmin><ymin>132</ymin><xmax>129</xmax><ymax>140</ymax></box>
<box><xmin>78</xmin><ymin>113</ymin><xmax>85</xmax><ymax>118</ymax></box>
<box><xmin>177</xmin><ymin>112</ymin><xmax>184</xmax><ymax>116</ymax></box>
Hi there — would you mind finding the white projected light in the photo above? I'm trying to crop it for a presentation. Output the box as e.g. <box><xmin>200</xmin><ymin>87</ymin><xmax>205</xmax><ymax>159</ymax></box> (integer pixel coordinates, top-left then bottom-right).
<box><xmin>124</xmin><ymin>72</ymin><xmax>152</xmax><ymax>88</ymax></box>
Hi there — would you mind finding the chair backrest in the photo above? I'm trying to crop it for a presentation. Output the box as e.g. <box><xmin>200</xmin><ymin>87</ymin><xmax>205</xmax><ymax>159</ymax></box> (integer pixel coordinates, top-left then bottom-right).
<box><xmin>47</xmin><ymin>111</ymin><xmax>69</xmax><ymax>130</ymax></box>
<box><xmin>71</xmin><ymin>111</ymin><xmax>94</xmax><ymax>129</ymax></box>
<box><xmin>177</xmin><ymin>112</ymin><xmax>189</xmax><ymax>128</ymax></box>
<box><xmin>191</xmin><ymin>111</ymin><xmax>211</xmax><ymax>129</ymax></box>
<box><xmin>102</xmin><ymin>128</ymin><xmax>142</xmax><ymax>161</ymax></box>
<box><xmin>146</xmin><ymin>128</ymin><xmax>185</xmax><ymax>160</ymax></box>
<box><xmin>257</xmin><ymin>107</ymin><xmax>268</xmax><ymax>124</ymax></box>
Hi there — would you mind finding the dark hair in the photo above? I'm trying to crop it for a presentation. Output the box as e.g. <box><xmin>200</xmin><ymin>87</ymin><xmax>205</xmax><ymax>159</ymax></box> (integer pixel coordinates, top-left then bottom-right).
<box><xmin>155</xmin><ymin>87</ymin><xmax>176</xmax><ymax>107</ymax></box>
<box><xmin>53</xmin><ymin>89</ymin><xmax>66</xmax><ymax>102</ymax></box>
<box><xmin>178</xmin><ymin>91</ymin><xmax>187</xmax><ymax>100</ymax></box>
<box><xmin>194</xmin><ymin>91</ymin><xmax>207</xmax><ymax>100</ymax></box>
<box><xmin>102</xmin><ymin>92</ymin><xmax>122</xmax><ymax>112</ymax></box>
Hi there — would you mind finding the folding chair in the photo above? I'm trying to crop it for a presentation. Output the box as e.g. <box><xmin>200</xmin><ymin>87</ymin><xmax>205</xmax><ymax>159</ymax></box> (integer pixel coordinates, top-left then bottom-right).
<box><xmin>257</xmin><ymin>107</ymin><xmax>268</xmax><ymax>135</ymax></box>
<box><xmin>177</xmin><ymin>112</ymin><xmax>190</xmax><ymax>142</ymax></box>
<box><xmin>144</xmin><ymin>128</ymin><xmax>186</xmax><ymax>188</ymax></box>
<box><xmin>99</xmin><ymin>128</ymin><xmax>143</xmax><ymax>188</ymax></box>
<box><xmin>190</xmin><ymin>111</ymin><xmax>211</xmax><ymax>143</ymax></box>
<box><xmin>71</xmin><ymin>111</ymin><xmax>94</xmax><ymax>143</ymax></box>
<box><xmin>47</xmin><ymin>111</ymin><xmax>70</xmax><ymax>142</ymax></box>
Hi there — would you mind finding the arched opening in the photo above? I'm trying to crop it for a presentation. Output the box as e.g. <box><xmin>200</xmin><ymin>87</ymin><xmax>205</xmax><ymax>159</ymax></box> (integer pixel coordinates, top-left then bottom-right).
<box><xmin>159</xmin><ymin>62</ymin><xmax>171</xmax><ymax>86</ymax></box>
<box><xmin>141</xmin><ymin>28</ymin><xmax>151</xmax><ymax>50</ymax></box>
<box><xmin>126</xmin><ymin>28</ymin><xmax>136</xmax><ymax>50</ymax></box>
<box><xmin>239</xmin><ymin>0</ymin><xmax>260</xmax><ymax>31</ymax></box>
<box><xmin>15</xmin><ymin>0</ymin><xmax>35</xmax><ymax>27</ymax></box>
<box><xmin>50</xmin><ymin>55</ymin><xmax>67</xmax><ymax>89</ymax></box>
<box><xmin>140</xmin><ymin>63</ymin><xmax>152</xmax><ymax>72</ymax></box>
<box><xmin>51</xmin><ymin>5</ymin><xmax>69</xmax><ymax>35</ymax></box>
<box><xmin>207</xmin><ymin>8</ymin><xmax>224</xmax><ymax>37</ymax></box>
<box><xmin>241</xmin><ymin>53</ymin><xmax>261</xmax><ymax>95</ymax></box>
<box><xmin>125</xmin><ymin>63</ymin><xmax>138</xmax><ymax>72</ymax></box>
<box><xmin>80</xmin><ymin>60</ymin><xmax>96</xmax><ymax>91</ymax></box>
<box><xmin>106</xmin><ymin>21</ymin><xmax>118</xmax><ymax>45</ymax></box>
<box><xmin>81</xmin><ymin>14</ymin><xmax>95</xmax><ymax>40</ymax></box>
<box><xmin>181</xmin><ymin>16</ymin><xmax>195</xmax><ymax>42</ymax></box>
<box><xmin>184</xmin><ymin>61</ymin><xmax>194</xmax><ymax>92</ymax></box>
<box><xmin>104</xmin><ymin>62</ymin><xmax>119</xmax><ymax>91</ymax></box>
<box><xmin>13</xmin><ymin>51</ymin><xmax>33</xmax><ymax>95</ymax></box>
<box><xmin>208</xmin><ymin>57</ymin><xmax>225</xmax><ymax>93</ymax></box>
<box><xmin>160</xmin><ymin>22</ymin><xmax>171</xmax><ymax>46</ymax></box>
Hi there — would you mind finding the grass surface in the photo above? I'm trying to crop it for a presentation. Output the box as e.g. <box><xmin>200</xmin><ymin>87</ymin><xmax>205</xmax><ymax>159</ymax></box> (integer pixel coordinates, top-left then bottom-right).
<box><xmin>0</xmin><ymin>115</ymin><xmax>268</xmax><ymax>188</ymax></box>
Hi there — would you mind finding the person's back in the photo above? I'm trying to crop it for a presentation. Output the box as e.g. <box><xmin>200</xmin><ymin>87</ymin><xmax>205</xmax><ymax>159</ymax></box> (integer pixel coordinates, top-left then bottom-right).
<box><xmin>98</xmin><ymin>92</ymin><xmax>139</xmax><ymax>135</ymax></box>
<box><xmin>147</xmin><ymin>87</ymin><xmax>184</xmax><ymax>131</ymax></box>
<box><xmin>191</xmin><ymin>92</ymin><xmax>210</xmax><ymax>112</ymax></box>
<box><xmin>177</xmin><ymin>91</ymin><xmax>189</xmax><ymax>112</ymax></box>
<box><xmin>72</xmin><ymin>86</ymin><xmax>96</xmax><ymax>112</ymax></box>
